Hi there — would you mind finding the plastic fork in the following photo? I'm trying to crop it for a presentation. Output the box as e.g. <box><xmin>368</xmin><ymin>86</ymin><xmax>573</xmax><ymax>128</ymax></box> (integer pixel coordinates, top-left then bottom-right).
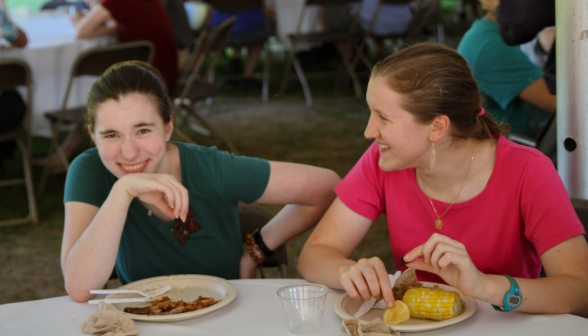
<box><xmin>89</xmin><ymin>285</ymin><xmax>172</xmax><ymax>298</ymax></box>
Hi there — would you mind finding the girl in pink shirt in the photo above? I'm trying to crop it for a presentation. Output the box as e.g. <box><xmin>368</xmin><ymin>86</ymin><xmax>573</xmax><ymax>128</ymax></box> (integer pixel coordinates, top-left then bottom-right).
<box><xmin>298</xmin><ymin>43</ymin><xmax>588</xmax><ymax>317</ymax></box>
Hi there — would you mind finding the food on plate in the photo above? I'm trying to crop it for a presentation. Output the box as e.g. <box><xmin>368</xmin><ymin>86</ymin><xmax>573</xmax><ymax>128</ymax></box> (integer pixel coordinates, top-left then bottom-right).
<box><xmin>124</xmin><ymin>296</ymin><xmax>220</xmax><ymax>315</ymax></box>
<box><xmin>171</xmin><ymin>207</ymin><xmax>201</xmax><ymax>248</ymax></box>
<box><xmin>383</xmin><ymin>300</ymin><xmax>410</xmax><ymax>325</ymax></box>
<box><xmin>392</xmin><ymin>268</ymin><xmax>422</xmax><ymax>300</ymax></box>
<box><xmin>402</xmin><ymin>288</ymin><xmax>462</xmax><ymax>321</ymax></box>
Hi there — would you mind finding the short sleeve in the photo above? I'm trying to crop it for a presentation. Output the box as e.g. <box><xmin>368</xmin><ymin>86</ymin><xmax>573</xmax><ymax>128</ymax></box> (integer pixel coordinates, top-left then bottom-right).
<box><xmin>0</xmin><ymin>9</ymin><xmax>19</xmax><ymax>42</ymax></box>
<box><xmin>101</xmin><ymin>0</ymin><xmax>127</xmax><ymax>21</ymax></box>
<box><xmin>213</xmin><ymin>150</ymin><xmax>270</xmax><ymax>204</ymax></box>
<box><xmin>334</xmin><ymin>142</ymin><xmax>385</xmax><ymax>221</ymax></box>
<box><xmin>474</xmin><ymin>40</ymin><xmax>543</xmax><ymax>110</ymax></box>
<box><xmin>64</xmin><ymin>149</ymin><xmax>116</xmax><ymax>207</ymax></box>
<box><xmin>520</xmin><ymin>155</ymin><xmax>586</xmax><ymax>256</ymax></box>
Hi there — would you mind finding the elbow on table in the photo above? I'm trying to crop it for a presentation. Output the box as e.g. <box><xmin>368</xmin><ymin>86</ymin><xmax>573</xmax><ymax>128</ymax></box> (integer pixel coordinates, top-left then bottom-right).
<box><xmin>65</xmin><ymin>281</ymin><xmax>94</xmax><ymax>303</ymax></box>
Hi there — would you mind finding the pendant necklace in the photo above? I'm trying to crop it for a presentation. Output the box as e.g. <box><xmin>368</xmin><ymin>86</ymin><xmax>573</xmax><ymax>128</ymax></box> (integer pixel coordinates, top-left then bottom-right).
<box><xmin>418</xmin><ymin>140</ymin><xmax>474</xmax><ymax>229</ymax></box>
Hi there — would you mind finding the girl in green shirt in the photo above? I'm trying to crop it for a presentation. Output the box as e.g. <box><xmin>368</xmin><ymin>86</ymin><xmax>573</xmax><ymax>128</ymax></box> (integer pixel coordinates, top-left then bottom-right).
<box><xmin>61</xmin><ymin>61</ymin><xmax>341</xmax><ymax>303</ymax></box>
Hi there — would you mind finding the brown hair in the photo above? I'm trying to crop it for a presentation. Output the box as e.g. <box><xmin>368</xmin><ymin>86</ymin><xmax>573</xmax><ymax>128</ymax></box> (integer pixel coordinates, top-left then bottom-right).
<box><xmin>371</xmin><ymin>43</ymin><xmax>509</xmax><ymax>140</ymax></box>
<box><xmin>86</xmin><ymin>60</ymin><xmax>171</xmax><ymax>132</ymax></box>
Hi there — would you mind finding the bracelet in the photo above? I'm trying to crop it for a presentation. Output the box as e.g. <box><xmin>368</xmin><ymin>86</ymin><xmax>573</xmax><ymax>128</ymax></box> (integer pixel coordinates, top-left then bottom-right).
<box><xmin>252</xmin><ymin>228</ymin><xmax>275</xmax><ymax>257</ymax></box>
<box><xmin>245</xmin><ymin>233</ymin><xmax>266</xmax><ymax>278</ymax></box>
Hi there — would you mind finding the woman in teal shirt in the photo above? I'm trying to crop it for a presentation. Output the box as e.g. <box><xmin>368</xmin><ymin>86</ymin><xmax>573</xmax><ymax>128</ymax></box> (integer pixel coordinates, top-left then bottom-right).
<box><xmin>61</xmin><ymin>61</ymin><xmax>341</xmax><ymax>302</ymax></box>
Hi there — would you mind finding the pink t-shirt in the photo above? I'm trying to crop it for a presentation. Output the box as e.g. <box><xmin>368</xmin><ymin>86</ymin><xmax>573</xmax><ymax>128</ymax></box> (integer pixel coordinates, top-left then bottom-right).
<box><xmin>335</xmin><ymin>135</ymin><xmax>585</xmax><ymax>283</ymax></box>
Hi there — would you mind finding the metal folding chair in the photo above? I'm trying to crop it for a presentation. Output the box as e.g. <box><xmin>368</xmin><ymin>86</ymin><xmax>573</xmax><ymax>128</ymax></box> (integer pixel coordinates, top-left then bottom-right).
<box><xmin>38</xmin><ymin>41</ymin><xmax>155</xmax><ymax>196</ymax></box>
<box><xmin>0</xmin><ymin>59</ymin><xmax>38</xmax><ymax>227</ymax></box>
<box><xmin>239</xmin><ymin>203</ymin><xmax>288</xmax><ymax>278</ymax></box>
<box><xmin>171</xmin><ymin>17</ymin><xmax>241</xmax><ymax>154</ymax></box>
<box><xmin>349</xmin><ymin>0</ymin><xmax>443</xmax><ymax>71</ymax></box>
<box><xmin>278</xmin><ymin>0</ymin><xmax>368</xmax><ymax>107</ymax></box>
<box><xmin>205</xmin><ymin>0</ymin><xmax>273</xmax><ymax>103</ymax></box>
<box><xmin>40</xmin><ymin>1</ymin><xmax>86</xmax><ymax>11</ymax></box>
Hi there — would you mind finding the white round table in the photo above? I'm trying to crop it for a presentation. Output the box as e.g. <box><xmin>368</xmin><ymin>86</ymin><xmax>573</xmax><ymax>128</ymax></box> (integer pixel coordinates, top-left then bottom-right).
<box><xmin>0</xmin><ymin>11</ymin><xmax>117</xmax><ymax>137</ymax></box>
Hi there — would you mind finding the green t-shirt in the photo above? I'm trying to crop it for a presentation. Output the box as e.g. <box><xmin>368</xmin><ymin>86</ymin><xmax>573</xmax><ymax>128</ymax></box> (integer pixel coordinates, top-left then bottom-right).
<box><xmin>64</xmin><ymin>142</ymin><xmax>270</xmax><ymax>285</ymax></box>
<box><xmin>457</xmin><ymin>19</ymin><xmax>549</xmax><ymax>137</ymax></box>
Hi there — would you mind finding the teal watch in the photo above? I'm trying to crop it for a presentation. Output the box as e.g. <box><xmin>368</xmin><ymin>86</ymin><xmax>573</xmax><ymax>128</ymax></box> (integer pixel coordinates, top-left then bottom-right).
<box><xmin>492</xmin><ymin>275</ymin><xmax>522</xmax><ymax>312</ymax></box>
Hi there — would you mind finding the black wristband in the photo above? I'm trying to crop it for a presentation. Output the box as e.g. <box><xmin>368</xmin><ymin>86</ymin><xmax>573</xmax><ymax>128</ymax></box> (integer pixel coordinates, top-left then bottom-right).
<box><xmin>252</xmin><ymin>228</ymin><xmax>274</xmax><ymax>257</ymax></box>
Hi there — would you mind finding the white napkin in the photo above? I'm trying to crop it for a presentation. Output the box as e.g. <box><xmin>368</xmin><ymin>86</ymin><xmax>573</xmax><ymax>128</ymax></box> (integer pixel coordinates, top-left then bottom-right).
<box><xmin>354</xmin><ymin>271</ymin><xmax>401</xmax><ymax>318</ymax></box>
<box><xmin>81</xmin><ymin>302</ymin><xmax>138</xmax><ymax>336</ymax></box>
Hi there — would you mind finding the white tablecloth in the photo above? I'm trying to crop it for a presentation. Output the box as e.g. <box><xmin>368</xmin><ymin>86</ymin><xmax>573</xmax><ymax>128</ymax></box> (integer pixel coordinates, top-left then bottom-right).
<box><xmin>0</xmin><ymin>279</ymin><xmax>586</xmax><ymax>335</ymax></box>
<box><xmin>0</xmin><ymin>11</ymin><xmax>116</xmax><ymax>137</ymax></box>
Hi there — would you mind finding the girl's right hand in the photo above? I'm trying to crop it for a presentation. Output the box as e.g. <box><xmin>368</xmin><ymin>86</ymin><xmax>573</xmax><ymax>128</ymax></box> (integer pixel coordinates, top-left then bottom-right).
<box><xmin>339</xmin><ymin>257</ymin><xmax>396</xmax><ymax>308</ymax></box>
<box><xmin>115</xmin><ymin>173</ymin><xmax>189</xmax><ymax>221</ymax></box>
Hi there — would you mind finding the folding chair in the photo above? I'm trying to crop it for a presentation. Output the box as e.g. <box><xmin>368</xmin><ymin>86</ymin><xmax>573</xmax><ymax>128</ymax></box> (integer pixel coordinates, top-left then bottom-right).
<box><xmin>350</xmin><ymin>0</ymin><xmax>443</xmax><ymax>72</ymax></box>
<box><xmin>506</xmin><ymin>112</ymin><xmax>557</xmax><ymax>167</ymax></box>
<box><xmin>205</xmin><ymin>0</ymin><xmax>273</xmax><ymax>103</ymax></box>
<box><xmin>40</xmin><ymin>1</ymin><xmax>86</xmax><ymax>11</ymax></box>
<box><xmin>38</xmin><ymin>41</ymin><xmax>155</xmax><ymax>196</ymax></box>
<box><xmin>171</xmin><ymin>17</ymin><xmax>241</xmax><ymax>154</ymax></box>
<box><xmin>0</xmin><ymin>60</ymin><xmax>38</xmax><ymax>227</ymax></box>
<box><xmin>239</xmin><ymin>203</ymin><xmax>288</xmax><ymax>278</ymax></box>
<box><xmin>278</xmin><ymin>0</ymin><xmax>369</xmax><ymax>107</ymax></box>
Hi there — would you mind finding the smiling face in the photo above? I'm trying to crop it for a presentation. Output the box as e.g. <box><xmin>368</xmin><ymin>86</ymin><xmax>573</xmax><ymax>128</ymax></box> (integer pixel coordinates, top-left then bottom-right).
<box><xmin>90</xmin><ymin>93</ymin><xmax>173</xmax><ymax>178</ymax></box>
<box><xmin>365</xmin><ymin>76</ymin><xmax>433</xmax><ymax>172</ymax></box>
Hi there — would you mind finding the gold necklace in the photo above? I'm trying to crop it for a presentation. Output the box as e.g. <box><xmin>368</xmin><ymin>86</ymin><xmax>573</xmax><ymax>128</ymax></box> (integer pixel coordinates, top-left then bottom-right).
<box><xmin>418</xmin><ymin>141</ymin><xmax>474</xmax><ymax>229</ymax></box>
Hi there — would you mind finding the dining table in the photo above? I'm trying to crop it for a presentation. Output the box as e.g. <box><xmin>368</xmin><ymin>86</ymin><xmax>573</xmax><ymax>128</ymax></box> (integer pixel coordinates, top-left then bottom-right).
<box><xmin>0</xmin><ymin>278</ymin><xmax>586</xmax><ymax>335</ymax></box>
<box><xmin>0</xmin><ymin>10</ymin><xmax>117</xmax><ymax>137</ymax></box>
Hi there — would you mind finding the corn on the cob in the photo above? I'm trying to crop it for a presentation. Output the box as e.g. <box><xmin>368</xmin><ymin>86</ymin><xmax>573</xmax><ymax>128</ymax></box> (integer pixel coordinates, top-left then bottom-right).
<box><xmin>402</xmin><ymin>288</ymin><xmax>462</xmax><ymax>321</ymax></box>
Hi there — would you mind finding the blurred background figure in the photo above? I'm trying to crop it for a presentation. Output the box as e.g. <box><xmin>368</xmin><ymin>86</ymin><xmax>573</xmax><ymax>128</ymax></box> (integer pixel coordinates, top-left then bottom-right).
<box><xmin>455</xmin><ymin>0</ymin><xmax>478</xmax><ymax>22</ymax></box>
<box><xmin>496</xmin><ymin>0</ymin><xmax>555</xmax><ymax>95</ymax></box>
<box><xmin>0</xmin><ymin>0</ymin><xmax>28</xmax><ymax>176</ymax></box>
<box><xmin>159</xmin><ymin>0</ymin><xmax>195</xmax><ymax>72</ymax></box>
<box><xmin>320</xmin><ymin>0</ymin><xmax>412</xmax><ymax>62</ymax></box>
<box><xmin>457</xmin><ymin>0</ymin><xmax>555</xmax><ymax>139</ymax></box>
<box><xmin>210</xmin><ymin>4</ymin><xmax>274</xmax><ymax>90</ymax></box>
<box><xmin>76</xmin><ymin>0</ymin><xmax>178</xmax><ymax>91</ymax></box>
<box><xmin>0</xmin><ymin>0</ymin><xmax>28</xmax><ymax>48</ymax></box>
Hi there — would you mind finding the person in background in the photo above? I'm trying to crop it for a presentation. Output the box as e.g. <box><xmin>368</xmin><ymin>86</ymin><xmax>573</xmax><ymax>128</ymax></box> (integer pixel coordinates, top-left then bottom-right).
<box><xmin>320</xmin><ymin>0</ymin><xmax>412</xmax><ymax>62</ymax></box>
<box><xmin>496</xmin><ymin>0</ymin><xmax>555</xmax><ymax>94</ymax></box>
<box><xmin>0</xmin><ymin>0</ymin><xmax>27</xmax><ymax>48</ymax></box>
<box><xmin>298</xmin><ymin>43</ymin><xmax>588</xmax><ymax>317</ymax></box>
<box><xmin>457</xmin><ymin>0</ymin><xmax>555</xmax><ymax>138</ymax></box>
<box><xmin>209</xmin><ymin>5</ymin><xmax>273</xmax><ymax>90</ymax></box>
<box><xmin>76</xmin><ymin>0</ymin><xmax>178</xmax><ymax>91</ymax></box>
<box><xmin>0</xmin><ymin>0</ymin><xmax>27</xmax><ymax>175</ymax></box>
<box><xmin>61</xmin><ymin>61</ymin><xmax>341</xmax><ymax>302</ymax></box>
<box><xmin>159</xmin><ymin>0</ymin><xmax>195</xmax><ymax>72</ymax></box>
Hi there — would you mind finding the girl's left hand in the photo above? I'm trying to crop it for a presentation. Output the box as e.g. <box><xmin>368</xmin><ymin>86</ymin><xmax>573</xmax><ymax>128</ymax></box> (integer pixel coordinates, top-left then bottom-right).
<box><xmin>402</xmin><ymin>233</ymin><xmax>486</xmax><ymax>298</ymax></box>
<box><xmin>239</xmin><ymin>244</ymin><xmax>258</xmax><ymax>279</ymax></box>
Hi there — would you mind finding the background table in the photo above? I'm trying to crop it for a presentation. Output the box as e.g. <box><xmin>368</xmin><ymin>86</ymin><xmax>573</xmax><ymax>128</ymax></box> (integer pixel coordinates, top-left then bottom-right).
<box><xmin>0</xmin><ymin>278</ymin><xmax>587</xmax><ymax>335</ymax></box>
<box><xmin>0</xmin><ymin>11</ymin><xmax>116</xmax><ymax>137</ymax></box>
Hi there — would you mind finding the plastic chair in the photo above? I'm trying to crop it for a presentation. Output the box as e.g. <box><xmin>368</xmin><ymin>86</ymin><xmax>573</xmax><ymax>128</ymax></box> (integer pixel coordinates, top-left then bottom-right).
<box><xmin>204</xmin><ymin>0</ymin><xmax>273</xmax><ymax>103</ymax></box>
<box><xmin>0</xmin><ymin>60</ymin><xmax>38</xmax><ymax>227</ymax></box>
<box><xmin>239</xmin><ymin>203</ymin><xmax>288</xmax><ymax>278</ymax></box>
<box><xmin>171</xmin><ymin>17</ymin><xmax>241</xmax><ymax>154</ymax></box>
<box><xmin>37</xmin><ymin>41</ymin><xmax>155</xmax><ymax>196</ymax></box>
<box><xmin>278</xmin><ymin>0</ymin><xmax>369</xmax><ymax>107</ymax></box>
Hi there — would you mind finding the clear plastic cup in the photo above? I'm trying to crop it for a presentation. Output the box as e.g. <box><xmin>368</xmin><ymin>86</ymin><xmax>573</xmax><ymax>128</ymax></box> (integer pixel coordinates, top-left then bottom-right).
<box><xmin>277</xmin><ymin>283</ymin><xmax>329</xmax><ymax>335</ymax></box>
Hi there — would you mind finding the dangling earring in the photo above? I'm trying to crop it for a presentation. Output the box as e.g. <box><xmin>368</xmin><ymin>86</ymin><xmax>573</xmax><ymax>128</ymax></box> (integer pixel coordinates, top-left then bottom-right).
<box><xmin>429</xmin><ymin>142</ymin><xmax>436</xmax><ymax>170</ymax></box>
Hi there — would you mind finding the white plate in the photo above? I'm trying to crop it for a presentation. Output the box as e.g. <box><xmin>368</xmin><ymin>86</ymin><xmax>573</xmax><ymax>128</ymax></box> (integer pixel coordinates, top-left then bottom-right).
<box><xmin>105</xmin><ymin>274</ymin><xmax>238</xmax><ymax>322</ymax></box>
<box><xmin>334</xmin><ymin>282</ymin><xmax>477</xmax><ymax>333</ymax></box>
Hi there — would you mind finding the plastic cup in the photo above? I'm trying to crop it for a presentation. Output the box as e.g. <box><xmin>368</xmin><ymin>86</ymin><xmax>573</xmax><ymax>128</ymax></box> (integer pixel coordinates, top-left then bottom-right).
<box><xmin>277</xmin><ymin>283</ymin><xmax>329</xmax><ymax>335</ymax></box>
